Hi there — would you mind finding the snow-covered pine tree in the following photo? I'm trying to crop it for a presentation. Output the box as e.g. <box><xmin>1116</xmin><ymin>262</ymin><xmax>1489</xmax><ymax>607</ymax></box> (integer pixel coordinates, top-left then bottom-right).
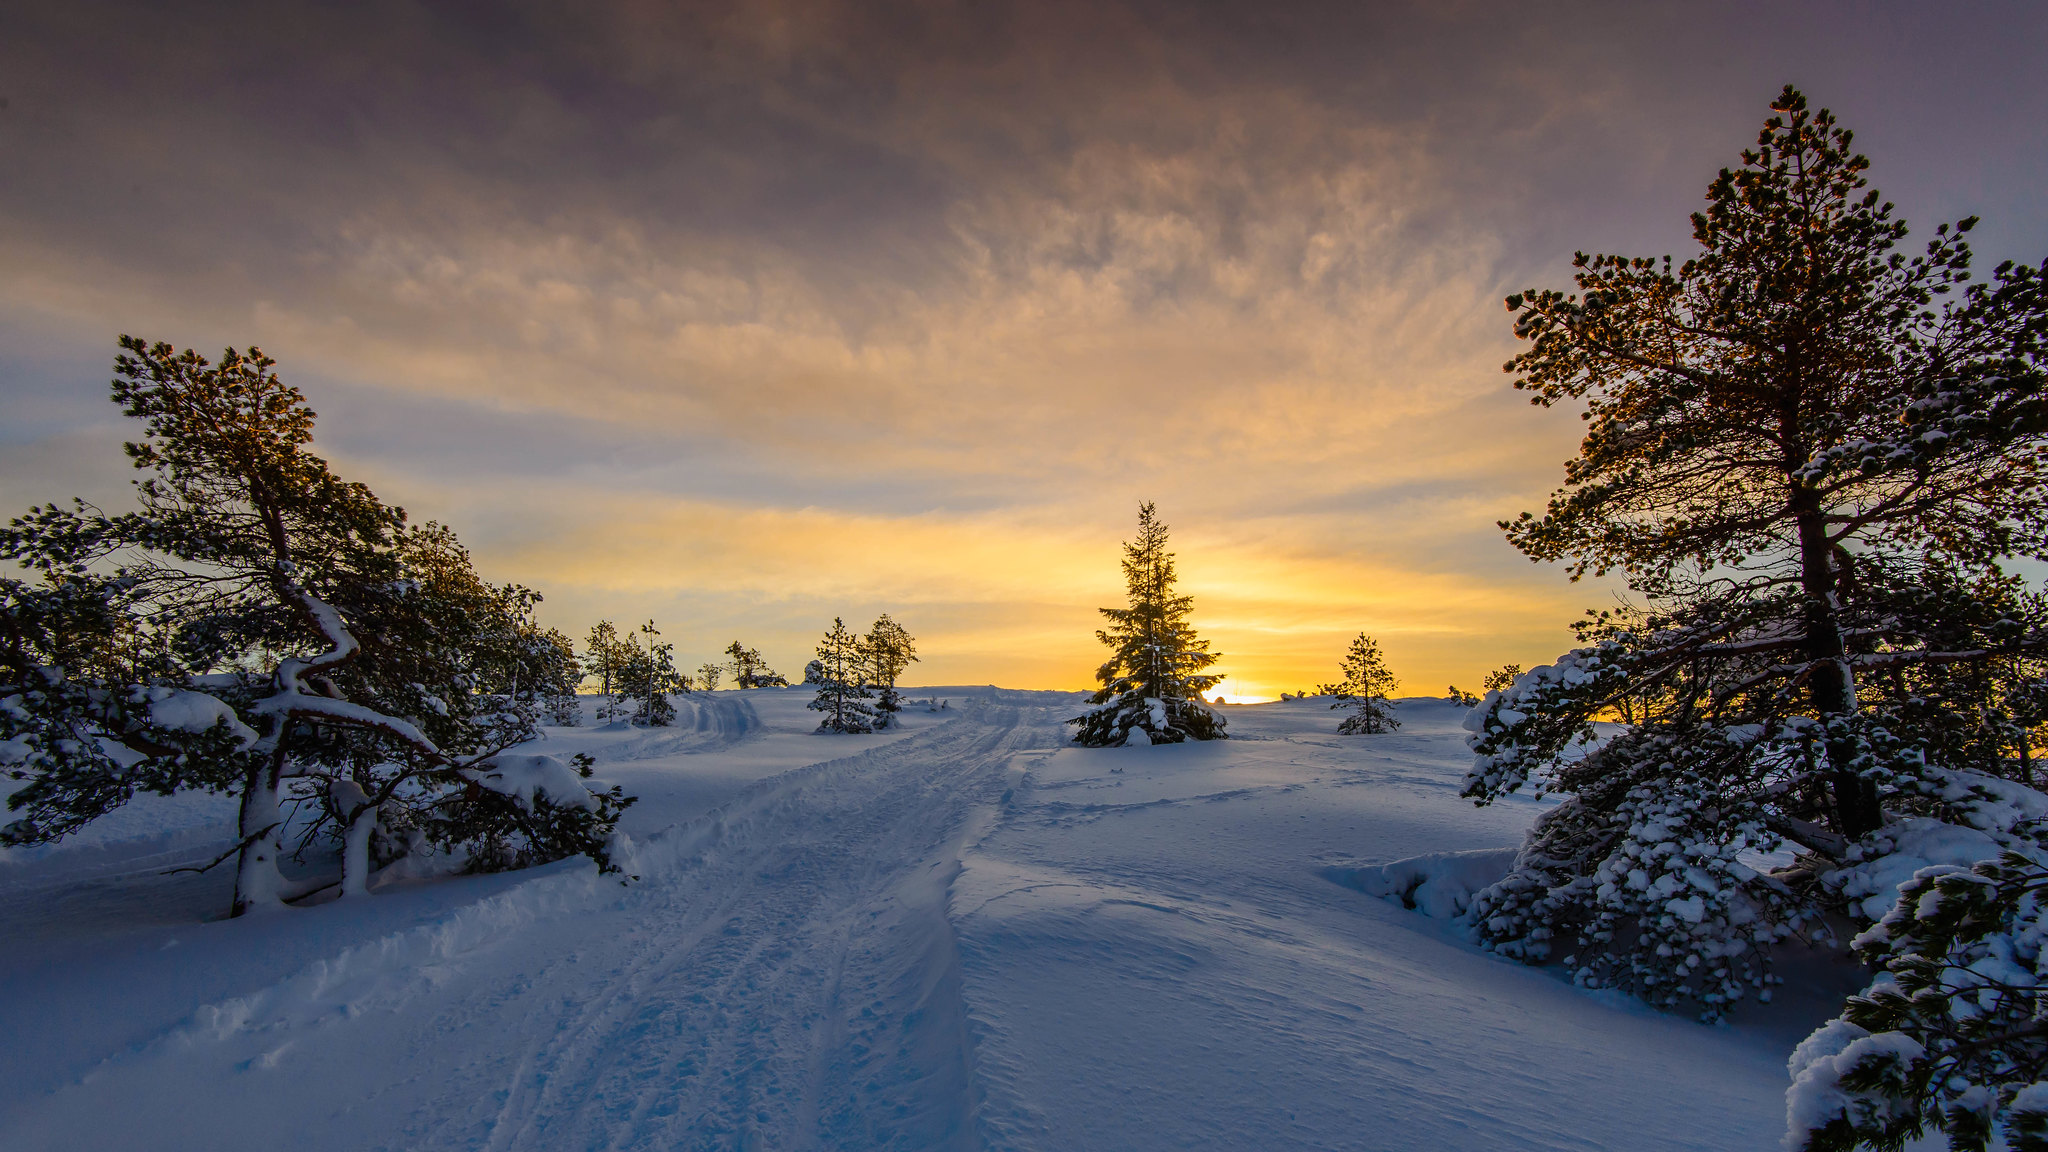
<box><xmin>696</xmin><ymin>662</ymin><xmax>722</xmax><ymax>692</ymax></box>
<box><xmin>865</xmin><ymin>614</ymin><xmax>918</xmax><ymax>728</ymax></box>
<box><xmin>1459</xmin><ymin>88</ymin><xmax>2048</xmax><ymax>1021</ymax></box>
<box><xmin>1787</xmin><ymin>849</ymin><xmax>2048</xmax><ymax>1151</ymax></box>
<box><xmin>808</xmin><ymin>617</ymin><xmax>876</xmax><ymax>733</ymax></box>
<box><xmin>0</xmin><ymin>338</ymin><xmax>632</xmax><ymax>916</ymax></box>
<box><xmin>1320</xmin><ymin>632</ymin><xmax>1400</xmax><ymax>734</ymax></box>
<box><xmin>1073</xmin><ymin>502</ymin><xmax>1226</xmax><ymax>746</ymax></box>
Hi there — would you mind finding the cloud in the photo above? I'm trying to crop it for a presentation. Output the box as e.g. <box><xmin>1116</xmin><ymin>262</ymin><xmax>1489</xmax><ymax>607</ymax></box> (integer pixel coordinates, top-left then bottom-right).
<box><xmin>1</xmin><ymin>0</ymin><xmax>2042</xmax><ymax>691</ymax></box>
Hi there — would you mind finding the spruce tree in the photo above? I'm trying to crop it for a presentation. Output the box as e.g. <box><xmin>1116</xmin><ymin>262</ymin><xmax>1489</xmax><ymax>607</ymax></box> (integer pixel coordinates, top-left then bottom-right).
<box><xmin>0</xmin><ymin>338</ymin><xmax>631</xmax><ymax>915</ymax></box>
<box><xmin>1321</xmin><ymin>632</ymin><xmax>1400</xmax><ymax>734</ymax></box>
<box><xmin>1073</xmin><ymin>502</ymin><xmax>1226</xmax><ymax>746</ymax></box>
<box><xmin>865</xmin><ymin>614</ymin><xmax>918</xmax><ymax>728</ymax></box>
<box><xmin>808</xmin><ymin>617</ymin><xmax>876</xmax><ymax>733</ymax></box>
<box><xmin>1460</xmin><ymin>87</ymin><xmax>2048</xmax><ymax>1024</ymax></box>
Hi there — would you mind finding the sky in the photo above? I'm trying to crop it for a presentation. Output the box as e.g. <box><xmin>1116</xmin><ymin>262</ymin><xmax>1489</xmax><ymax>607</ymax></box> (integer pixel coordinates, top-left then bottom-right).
<box><xmin>2</xmin><ymin>1</ymin><xmax>2045</xmax><ymax>698</ymax></box>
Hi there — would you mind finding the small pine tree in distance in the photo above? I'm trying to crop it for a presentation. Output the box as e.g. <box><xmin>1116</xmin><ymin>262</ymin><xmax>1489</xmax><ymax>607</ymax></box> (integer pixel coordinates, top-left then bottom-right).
<box><xmin>584</xmin><ymin>620</ymin><xmax>635</xmax><ymax>720</ymax></box>
<box><xmin>1073</xmin><ymin>502</ymin><xmax>1226</xmax><ymax>746</ymax></box>
<box><xmin>808</xmin><ymin>617</ymin><xmax>876</xmax><ymax>733</ymax></box>
<box><xmin>725</xmin><ymin>640</ymin><xmax>787</xmax><ymax>688</ymax></box>
<box><xmin>865</xmin><ymin>614</ymin><xmax>917</xmax><ymax>728</ymax></box>
<box><xmin>1321</xmin><ymin>633</ymin><xmax>1400</xmax><ymax>734</ymax></box>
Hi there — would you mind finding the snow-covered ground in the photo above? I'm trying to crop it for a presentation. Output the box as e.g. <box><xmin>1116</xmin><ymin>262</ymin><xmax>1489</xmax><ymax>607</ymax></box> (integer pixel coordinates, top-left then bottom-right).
<box><xmin>0</xmin><ymin>692</ymin><xmax>1855</xmax><ymax>1150</ymax></box>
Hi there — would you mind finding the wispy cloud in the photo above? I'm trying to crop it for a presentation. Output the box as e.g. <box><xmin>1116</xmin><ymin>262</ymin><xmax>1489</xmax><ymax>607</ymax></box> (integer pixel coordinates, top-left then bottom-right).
<box><xmin>2</xmin><ymin>0</ymin><xmax>2042</xmax><ymax>691</ymax></box>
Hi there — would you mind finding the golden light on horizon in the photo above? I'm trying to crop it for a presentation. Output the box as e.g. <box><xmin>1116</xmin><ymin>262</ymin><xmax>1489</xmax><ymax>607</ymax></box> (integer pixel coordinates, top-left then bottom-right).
<box><xmin>0</xmin><ymin>2</ymin><xmax>2021</xmax><ymax>700</ymax></box>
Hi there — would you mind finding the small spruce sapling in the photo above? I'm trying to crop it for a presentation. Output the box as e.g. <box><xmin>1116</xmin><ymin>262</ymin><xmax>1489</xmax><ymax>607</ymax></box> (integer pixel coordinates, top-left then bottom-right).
<box><xmin>618</xmin><ymin>619</ymin><xmax>682</xmax><ymax>726</ymax></box>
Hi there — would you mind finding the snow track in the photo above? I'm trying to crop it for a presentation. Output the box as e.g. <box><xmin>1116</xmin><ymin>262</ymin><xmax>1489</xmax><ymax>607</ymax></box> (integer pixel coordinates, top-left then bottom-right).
<box><xmin>6</xmin><ymin>703</ymin><xmax>1062</xmax><ymax>1152</ymax></box>
<box><xmin>440</xmin><ymin>704</ymin><xmax>1058</xmax><ymax>1152</ymax></box>
<box><xmin>578</xmin><ymin>693</ymin><xmax>767</xmax><ymax>762</ymax></box>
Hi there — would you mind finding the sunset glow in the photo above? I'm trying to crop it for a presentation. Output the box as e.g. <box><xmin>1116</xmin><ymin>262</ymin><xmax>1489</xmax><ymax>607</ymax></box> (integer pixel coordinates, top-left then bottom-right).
<box><xmin>2</xmin><ymin>2</ymin><xmax>2040</xmax><ymax>693</ymax></box>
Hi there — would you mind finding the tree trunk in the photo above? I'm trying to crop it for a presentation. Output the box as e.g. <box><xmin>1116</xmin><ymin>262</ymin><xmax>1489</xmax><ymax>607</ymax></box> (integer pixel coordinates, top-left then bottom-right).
<box><xmin>1794</xmin><ymin>493</ymin><xmax>1881</xmax><ymax>838</ymax></box>
<box><xmin>340</xmin><ymin>806</ymin><xmax>377</xmax><ymax>898</ymax></box>
<box><xmin>231</xmin><ymin>743</ymin><xmax>289</xmax><ymax>916</ymax></box>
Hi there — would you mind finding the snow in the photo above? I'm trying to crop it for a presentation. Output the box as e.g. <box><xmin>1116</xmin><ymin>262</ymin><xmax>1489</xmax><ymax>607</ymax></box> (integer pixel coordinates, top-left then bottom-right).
<box><xmin>145</xmin><ymin>688</ymin><xmax>259</xmax><ymax>745</ymax></box>
<box><xmin>1783</xmin><ymin>1018</ymin><xmax>1924</xmax><ymax>1148</ymax></box>
<box><xmin>0</xmin><ymin>692</ymin><xmax>1858</xmax><ymax>1149</ymax></box>
<box><xmin>1831</xmin><ymin>816</ymin><xmax>2011</xmax><ymax>921</ymax></box>
<box><xmin>472</xmin><ymin>752</ymin><xmax>598</xmax><ymax>811</ymax></box>
<box><xmin>1327</xmin><ymin>846</ymin><xmax>1519</xmax><ymax>919</ymax></box>
<box><xmin>249</xmin><ymin>690</ymin><xmax>437</xmax><ymax>751</ymax></box>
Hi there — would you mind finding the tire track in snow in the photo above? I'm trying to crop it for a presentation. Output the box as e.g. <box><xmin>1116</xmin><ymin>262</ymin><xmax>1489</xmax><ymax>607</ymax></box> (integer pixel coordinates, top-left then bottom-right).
<box><xmin>419</xmin><ymin>703</ymin><xmax>1066</xmax><ymax>1152</ymax></box>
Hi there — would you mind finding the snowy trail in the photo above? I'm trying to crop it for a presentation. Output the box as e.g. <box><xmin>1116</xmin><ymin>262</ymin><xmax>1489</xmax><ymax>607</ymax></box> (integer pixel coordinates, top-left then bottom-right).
<box><xmin>9</xmin><ymin>700</ymin><xmax>1062</xmax><ymax>1152</ymax></box>
<box><xmin>446</xmin><ymin>703</ymin><xmax>1055</xmax><ymax>1152</ymax></box>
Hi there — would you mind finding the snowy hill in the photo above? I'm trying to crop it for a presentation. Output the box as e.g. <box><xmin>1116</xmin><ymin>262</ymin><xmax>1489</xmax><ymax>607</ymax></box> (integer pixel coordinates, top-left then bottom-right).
<box><xmin>0</xmin><ymin>692</ymin><xmax>1843</xmax><ymax>1150</ymax></box>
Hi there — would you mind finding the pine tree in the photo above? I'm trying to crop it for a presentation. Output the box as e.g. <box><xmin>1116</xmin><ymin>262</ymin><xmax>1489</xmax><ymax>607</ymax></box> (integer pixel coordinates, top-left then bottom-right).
<box><xmin>865</xmin><ymin>614</ymin><xmax>918</xmax><ymax>728</ymax></box>
<box><xmin>0</xmin><ymin>338</ymin><xmax>631</xmax><ymax>915</ymax></box>
<box><xmin>1320</xmin><ymin>633</ymin><xmax>1400</xmax><ymax>734</ymax></box>
<box><xmin>1459</xmin><ymin>88</ymin><xmax>2048</xmax><ymax>1023</ymax></box>
<box><xmin>1073</xmin><ymin>502</ymin><xmax>1226</xmax><ymax>746</ymax></box>
<box><xmin>696</xmin><ymin>662</ymin><xmax>722</xmax><ymax>692</ymax></box>
<box><xmin>724</xmin><ymin>640</ymin><xmax>787</xmax><ymax>688</ymax></box>
<box><xmin>616</xmin><ymin>619</ymin><xmax>685</xmax><ymax>726</ymax></box>
<box><xmin>1786</xmin><ymin>850</ymin><xmax>2048</xmax><ymax>1151</ymax></box>
<box><xmin>1481</xmin><ymin>664</ymin><xmax>1522</xmax><ymax>694</ymax></box>
<box><xmin>584</xmin><ymin>620</ymin><xmax>635</xmax><ymax>720</ymax></box>
<box><xmin>808</xmin><ymin>617</ymin><xmax>876</xmax><ymax>733</ymax></box>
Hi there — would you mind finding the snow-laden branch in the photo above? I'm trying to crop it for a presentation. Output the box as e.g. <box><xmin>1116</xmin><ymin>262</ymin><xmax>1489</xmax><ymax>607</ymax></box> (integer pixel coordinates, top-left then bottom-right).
<box><xmin>253</xmin><ymin>563</ymin><xmax>437</xmax><ymax>755</ymax></box>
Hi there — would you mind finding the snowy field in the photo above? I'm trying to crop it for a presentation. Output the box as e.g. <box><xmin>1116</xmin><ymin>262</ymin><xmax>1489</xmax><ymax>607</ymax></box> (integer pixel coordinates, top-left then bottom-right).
<box><xmin>0</xmin><ymin>691</ymin><xmax>1857</xmax><ymax>1150</ymax></box>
